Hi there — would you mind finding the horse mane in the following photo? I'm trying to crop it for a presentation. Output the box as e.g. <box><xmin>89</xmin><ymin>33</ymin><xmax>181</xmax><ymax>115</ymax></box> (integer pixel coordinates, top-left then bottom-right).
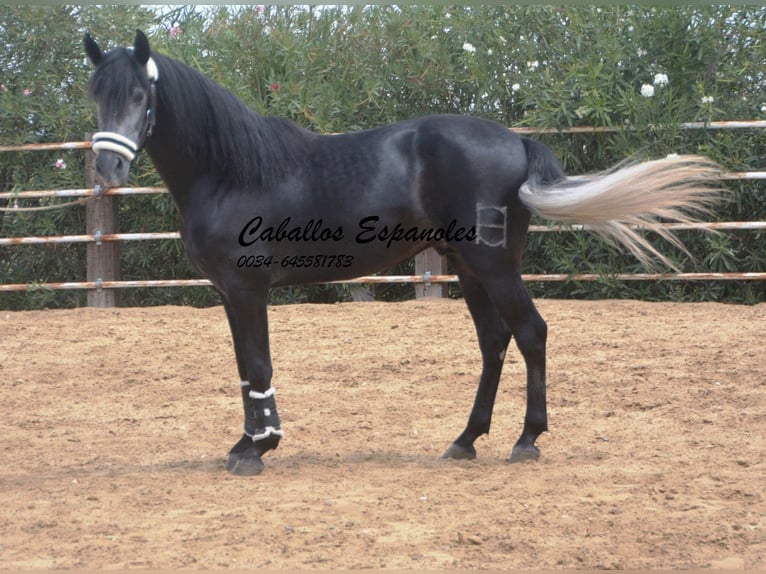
<box><xmin>149</xmin><ymin>51</ymin><xmax>313</xmax><ymax>189</ymax></box>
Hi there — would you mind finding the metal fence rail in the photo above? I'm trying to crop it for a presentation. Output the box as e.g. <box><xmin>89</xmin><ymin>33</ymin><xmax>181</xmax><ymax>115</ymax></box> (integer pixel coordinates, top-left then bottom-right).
<box><xmin>2</xmin><ymin>221</ymin><xmax>765</xmax><ymax>248</ymax></box>
<box><xmin>0</xmin><ymin>169</ymin><xmax>764</xmax><ymax>203</ymax></box>
<box><xmin>2</xmin><ymin>122</ymin><xmax>765</xmax><ymax>301</ymax></box>
<box><xmin>2</xmin><ymin>272</ymin><xmax>765</xmax><ymax>294</ymax></box>
<box><xmin>3</xmin><ymin>119</ymin><xmax>766</xmax><ymax>154</ymax></box>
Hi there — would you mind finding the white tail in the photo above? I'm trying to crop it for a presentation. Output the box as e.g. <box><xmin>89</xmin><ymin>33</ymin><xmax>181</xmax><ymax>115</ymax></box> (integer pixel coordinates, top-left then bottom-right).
<box><xmin>518</xmin><ymin>154</ymin><xmax>723</xmax><ymax>270</ymax></box>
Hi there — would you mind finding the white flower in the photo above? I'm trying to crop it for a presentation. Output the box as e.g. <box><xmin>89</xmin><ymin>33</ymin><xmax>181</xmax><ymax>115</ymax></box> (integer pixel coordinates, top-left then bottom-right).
<box><xmin>653</xmin><ymin>73</ymin><xmax>669</xmax><ymax>86</ymax></box>
<box><xmin>487</xmin><ymin>48</ymin><xmax>493</xmax><ymax>56</ymax></box>
<box><xmin>640</xmin><ymin>84</ymin><xmax>655</xmax><ymax>98</ymax></box>
<box><xmin>760</xmin><ymin>104</ymin><xmax>766</xmax><ymax>112</ymax></box>
<box><xmin>462</xmin><ymin>42</ymin><xmax>476</xmax><ymax>53</ymax></box>
<box><xmin>511</xmin><ymin>83</ymin><xmax>521</xmax><ymax>92</ymax></box>
<box><xmin>701</xmin><ymin>95</ymin><xmax>715</xmax><ymax>104</ymax></box>
<box><xmin>637</xmin><ymin>48</ymin><xmax>647</xmax><ymax>57</ymax></box>
<box><xmin>527</xmin><ymin>60</ymin><xmax>539</xmax><ymax>69</ymax></box>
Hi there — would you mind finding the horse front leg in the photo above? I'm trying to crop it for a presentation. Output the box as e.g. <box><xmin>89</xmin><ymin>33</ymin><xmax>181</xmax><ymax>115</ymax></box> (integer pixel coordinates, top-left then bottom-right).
<box><xmin>222</xmin><ymin>286</ymin><xmax>283</xmax><ymax>476</ymax></box>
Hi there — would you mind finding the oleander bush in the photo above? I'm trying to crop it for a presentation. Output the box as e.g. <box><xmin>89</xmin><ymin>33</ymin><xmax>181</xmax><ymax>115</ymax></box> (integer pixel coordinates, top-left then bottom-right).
<box><xmin>1</xmin><ymin>5</ymin><xmax>765</xmax><ymax>309</ymax></box>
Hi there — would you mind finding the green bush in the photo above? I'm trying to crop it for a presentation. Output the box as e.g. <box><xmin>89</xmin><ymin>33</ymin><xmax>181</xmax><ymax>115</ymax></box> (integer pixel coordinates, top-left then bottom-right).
<box><xmin>1</xmin><ymin>5</ymin><xmax>764</xmax><ymax>309</ymax></box>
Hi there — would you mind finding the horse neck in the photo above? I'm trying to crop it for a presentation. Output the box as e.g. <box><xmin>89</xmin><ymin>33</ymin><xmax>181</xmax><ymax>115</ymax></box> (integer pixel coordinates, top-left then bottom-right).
<box><xmin>143</xmin><ymin>54</ymin><xmax>272</xmax><ymax>206</ymax></box>
<box><xmin>144</xmin><ymin>105</ymin><xmax>197</xmax><ymax>204</ymax></box>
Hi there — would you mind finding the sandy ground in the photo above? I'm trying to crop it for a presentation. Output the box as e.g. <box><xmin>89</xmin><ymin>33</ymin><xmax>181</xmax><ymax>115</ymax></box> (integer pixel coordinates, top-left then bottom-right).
<box><xmin>0</xmin><ymin>298</ymin><xmax>764</xmax><ymax>569</ymax></box>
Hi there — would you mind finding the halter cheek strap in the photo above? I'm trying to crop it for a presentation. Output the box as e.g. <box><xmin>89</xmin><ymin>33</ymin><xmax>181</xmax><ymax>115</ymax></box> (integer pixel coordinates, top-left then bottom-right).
<box><xmin>91</xmin><ymin>56</ymin><xmax>159</xmax><ymax>162</ymax></box>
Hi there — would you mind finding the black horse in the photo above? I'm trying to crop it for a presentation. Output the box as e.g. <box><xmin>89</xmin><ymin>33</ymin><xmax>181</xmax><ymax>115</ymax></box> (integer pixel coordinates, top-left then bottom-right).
<box><xmin>84</xmin><ymin>31</ymin><xmax>719</xmax><ymax>475</ymax></box>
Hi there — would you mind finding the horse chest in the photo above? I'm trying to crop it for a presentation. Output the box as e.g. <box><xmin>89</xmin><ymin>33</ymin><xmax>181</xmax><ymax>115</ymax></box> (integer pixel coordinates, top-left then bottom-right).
<box><xmin>177</xmin><ymin>205</ymin><xmax>235</xmax><ymax>278</ymax></box>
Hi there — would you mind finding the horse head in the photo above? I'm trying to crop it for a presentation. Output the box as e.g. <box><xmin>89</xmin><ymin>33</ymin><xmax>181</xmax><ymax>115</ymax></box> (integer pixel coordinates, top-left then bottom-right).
<box><xmin>84</xmin><ymin>30</ymin><xmax>158</xmax><ymax>187</ymax></box>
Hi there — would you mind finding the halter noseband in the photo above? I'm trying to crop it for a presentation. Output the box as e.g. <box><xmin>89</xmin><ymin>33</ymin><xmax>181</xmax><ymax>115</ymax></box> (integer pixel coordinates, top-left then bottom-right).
<box><xmin>92</xmin><ymin>56</ymin><xmax>159</xmax><ymax>162</ymax></box>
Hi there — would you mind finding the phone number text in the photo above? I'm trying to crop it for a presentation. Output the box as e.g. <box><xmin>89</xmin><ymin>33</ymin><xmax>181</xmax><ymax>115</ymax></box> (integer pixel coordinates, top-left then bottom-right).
<box><xmin>236</xmin><ymin>254</ymin><xmax>354</xmax><ymax>269</ymax></box>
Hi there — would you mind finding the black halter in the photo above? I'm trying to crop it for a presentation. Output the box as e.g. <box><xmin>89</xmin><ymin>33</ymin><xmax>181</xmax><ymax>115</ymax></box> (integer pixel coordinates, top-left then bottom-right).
<box><xmin>139</xmin><ymin>80</ymin><xmax>158</xmax><ymax>147</ymax></box>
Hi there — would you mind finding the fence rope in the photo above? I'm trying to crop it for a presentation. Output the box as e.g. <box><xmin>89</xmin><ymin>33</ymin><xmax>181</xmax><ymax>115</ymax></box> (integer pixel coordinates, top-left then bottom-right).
<box><xmin>0</xmin><ymin>197</ymin><xmax>92</xmax><ymax>212</ymax></box>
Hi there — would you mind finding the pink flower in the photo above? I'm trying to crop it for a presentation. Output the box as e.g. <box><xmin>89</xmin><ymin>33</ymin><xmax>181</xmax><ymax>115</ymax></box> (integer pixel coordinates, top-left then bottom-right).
<box><xmin>256</xmin><ymin>5</ymin><xmax>265</xmax><ymax>14</ymax></box>
<box><xmin>54</xmin><ymin>159</ymin><xmax>67</xmax><ymax>169</ymax></box>
<box><xmin>270</xmin><ymin>83</ymin><xmax>280</xmax><ymax>92</ymax></box>
<box><xmin>170</xmin><ymin>23</ymin><xmax>181</xmax><ymax>39</ymax></box>
<box><xmin>23</xmin><ymin>89</ymin><xmax>31</xmax><ymax>96</ymax></box>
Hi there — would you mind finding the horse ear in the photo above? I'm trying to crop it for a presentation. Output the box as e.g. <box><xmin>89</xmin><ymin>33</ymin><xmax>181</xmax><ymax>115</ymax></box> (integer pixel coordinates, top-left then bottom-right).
<box><xmin>133</xmin><ymin>29</ymin><xmax>151</xmax><ymax>66</ymax></box>
<box><xmin>84</xmin><ymin>33</ymin><xmax>102</xmax><ymax>66</ymax></box>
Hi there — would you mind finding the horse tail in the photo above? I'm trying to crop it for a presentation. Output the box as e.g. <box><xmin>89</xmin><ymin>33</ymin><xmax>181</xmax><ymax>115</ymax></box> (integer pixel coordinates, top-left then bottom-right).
<box><xmin>518</xmin><ymin>137</ymin><xmax>722</xmax><ymax>270</ymax></box>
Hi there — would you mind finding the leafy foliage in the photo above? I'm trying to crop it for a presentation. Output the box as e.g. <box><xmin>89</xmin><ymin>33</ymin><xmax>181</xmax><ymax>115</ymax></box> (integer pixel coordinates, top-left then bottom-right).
<box><xmin>1</xmin><ymin>5</ymin><xmax>765</xmax><ymax>309</ymax></box>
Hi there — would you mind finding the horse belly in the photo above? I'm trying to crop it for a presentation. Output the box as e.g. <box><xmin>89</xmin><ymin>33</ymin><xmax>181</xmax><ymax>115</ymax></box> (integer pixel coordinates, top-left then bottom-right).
<box><xmin>264</xmin><ymin>215</ymin><xmax>436</xmax><ymax>287</ymax></box>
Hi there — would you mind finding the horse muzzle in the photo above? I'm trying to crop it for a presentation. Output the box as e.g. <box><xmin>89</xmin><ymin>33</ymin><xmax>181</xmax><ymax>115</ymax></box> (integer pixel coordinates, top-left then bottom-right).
<box><xmin>92</xmin><ymin>132</ymin><xmax>138</xmax><ymax>187</ymax></box>
<box><xmin>94</xmin><ymin>149</ymin><xmax>131</xmax><ymax>187</ymax></box>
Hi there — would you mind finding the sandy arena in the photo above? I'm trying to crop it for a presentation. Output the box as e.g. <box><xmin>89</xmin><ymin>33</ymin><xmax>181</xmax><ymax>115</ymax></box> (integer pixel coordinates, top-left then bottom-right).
<box><xmin>0</xmin><ymin>298</ymin><xmax>764</xmax><ymax>569</ymax></box>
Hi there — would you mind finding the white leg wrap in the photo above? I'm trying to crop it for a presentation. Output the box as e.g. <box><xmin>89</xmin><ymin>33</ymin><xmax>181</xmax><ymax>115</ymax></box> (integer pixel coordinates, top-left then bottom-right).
<box><xmin>249</xmin><ymin>386</ymin><xmax>275</xmax><ymax>400</ymax></box>
<box><xmin>245</xmin><ymin>426</ymin><xmax>285</xmax><ymax>442</ymax></box>
<box><xmin>241</xmin><ymin>385</ymin><xmax>281</xmax><ymax>443</ymax></box>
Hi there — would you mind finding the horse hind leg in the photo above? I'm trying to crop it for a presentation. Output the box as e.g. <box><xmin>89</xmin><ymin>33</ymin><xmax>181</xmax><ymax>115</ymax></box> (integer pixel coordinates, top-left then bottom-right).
<box><xmin>501</xmin><ymin>275</ymin><xmax>548</xmax><ymax>463</ymax></box>
<box><xmin>445</xmin><ymin>265</ymin><xmax>548</xmax><ymax>463</ymax></box>
<box><xmin>442</xmin><ymin>269</ymin><xmax>511</xmax><ymax>460</ymax></box>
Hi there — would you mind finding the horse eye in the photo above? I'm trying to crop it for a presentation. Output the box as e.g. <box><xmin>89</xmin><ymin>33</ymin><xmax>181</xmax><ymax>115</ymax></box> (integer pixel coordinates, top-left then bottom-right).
<box><xmin>130</xmin><ymin>87</ymin><xmax>145</xmax><ymax>105</ymax></box>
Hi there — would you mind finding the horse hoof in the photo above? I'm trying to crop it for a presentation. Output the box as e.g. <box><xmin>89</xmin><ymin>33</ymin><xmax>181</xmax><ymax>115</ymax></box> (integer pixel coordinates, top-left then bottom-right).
<box><xmin>509</xmin><ymin>444</ymin><xmax>540</xmax><ymax>463</ymax></box>
<box><xmin>226</xmin><ymin>453</ymin><xmax>266</xmax><ymax>476</ymax></box>
<box><xmin>441</xmin><ymin>442</ymin><xmax>477</xmax><ymax>460</ymax></box>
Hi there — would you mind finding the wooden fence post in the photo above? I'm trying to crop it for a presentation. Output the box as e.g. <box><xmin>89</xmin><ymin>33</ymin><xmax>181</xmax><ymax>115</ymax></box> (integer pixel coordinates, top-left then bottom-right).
<box><xmin>414</xmin><ymin>248</ymin><xmax>446</xmax><ymax>298</ymax></box>
<box><xmin>85</xmin><ymin>133</ymin><xmax>121</xmax><ymax>307</ymax></box>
